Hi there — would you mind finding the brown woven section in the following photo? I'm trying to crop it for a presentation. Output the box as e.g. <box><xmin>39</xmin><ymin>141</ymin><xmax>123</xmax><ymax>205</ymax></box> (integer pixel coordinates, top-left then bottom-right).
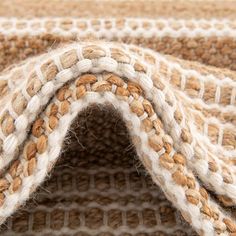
<box><xmin>0</xmin><ymin>1</ymin><xmax>235</xmax><ymax>234</ymax></box>
<box><xmin>0</xmin><ymin>35</ymin><xmax>236</xmax><ymax>73</ymax></box>
<box><xmin>0</xmin><ymin>105</ymin><xmax>196</xmax><ymax>236</ymax></box>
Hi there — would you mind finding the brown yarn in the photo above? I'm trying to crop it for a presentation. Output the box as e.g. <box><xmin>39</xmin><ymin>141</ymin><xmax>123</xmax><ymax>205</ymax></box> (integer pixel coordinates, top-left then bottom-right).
<box><xmin>0</xmin><ymin>35</ymin><xmax>236</xmax><ymax>73</ymax></box>
<box><xmin>0</xmin><ymin>105</ymin><xmax>197</xmax><ymax>236</ymax></box>
<box><xmin>0</xmin><ymin>1</ymin><xmax>236</xmax><ymax>235</ymax></box>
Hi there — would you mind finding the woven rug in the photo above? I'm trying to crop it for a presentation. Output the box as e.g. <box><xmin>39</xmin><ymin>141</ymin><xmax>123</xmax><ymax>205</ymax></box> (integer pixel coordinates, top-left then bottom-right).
<box><xmin>0</xmin><ymin>1</ymin><xmax>236</xmax><ymax>235</ymax></box>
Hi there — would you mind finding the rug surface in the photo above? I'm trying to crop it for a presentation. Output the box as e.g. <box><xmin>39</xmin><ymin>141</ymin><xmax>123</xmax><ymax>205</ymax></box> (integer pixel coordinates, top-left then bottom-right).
<box><xmin>0</xmin><ymin>1</ymin><xmax>236</xmax><ymax>236</ymax></box>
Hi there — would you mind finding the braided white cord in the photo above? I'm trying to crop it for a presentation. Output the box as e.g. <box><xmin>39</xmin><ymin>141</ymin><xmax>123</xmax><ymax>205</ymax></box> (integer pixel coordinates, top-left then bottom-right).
<box><xmin>0</xmin><ymin>42</ymin><xmax>236</xmax><ymax>133</ymax></box>
<box><xmin>126</xmin><ymin>51</ymin><xmax>236</xmax><ymax>203</ymax></box>
<box><xmin>0</xmin><ymin>18</ymin><xmax>235</xmax><ymax>38</ymax></box>
<box><xmin>152</xmin><ymin>85</ymin><xmax>236</xmax><ymax>203</ymax></box>
<box><xmin>1</xmin><ymin>54</ymin><xmax>235</xmax><ymax>173</ymax></box>
<box><xmin>0</xmin><ymin>91</ymin><xmax>229</xmax><ymax>236</ymax></box>
<box><xmin>0</xmin><ymin>18</ymin><xmax>236</xmax><ymax>89</ymax></box>
<box><xmin>137</xmin><ymin>46</ymin><xmax>236</xmax><ymax>155</ymax></box>
<box><xmin>126</xmin><ymin>47</ymin><xmax>236</xmax><ymax>201</ymax></box>
<box><xmin>149</xmin><ymin>88</ymin><xmax>236</xmax><ymax>203</ymax></box>
<box><xmin>174</xmin><ymin>89</ymin><xmax>236</xmax><ymax>158</ymax></box>
<box><xmin>1</xmin><ymin>41</ymin><xmax>236</xmax><ymax>109</ymax></box>
<box><xmin>129</xmin><ymin>46</ymin><xmax>236</xmax><ymax>108</ymax></box>
<box><xmin>126</xmin><ymin>45</ymin><xmax>236</xmax><ymax>157</ymax></box>
<box><xmin>0</xmin><ymin>42</ymin><xmax>158</xmax><ymax>170</ymax></box>
<box><xmin>0</xmin><ymin>42</ymin><xmax>235</xmax><ymax>206</ymax></box>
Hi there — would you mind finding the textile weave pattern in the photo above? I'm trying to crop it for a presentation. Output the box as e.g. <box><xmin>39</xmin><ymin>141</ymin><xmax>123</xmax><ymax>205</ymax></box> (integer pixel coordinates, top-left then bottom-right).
<box><xmin>0</xmin><ymin>1</ymin><xmax>235</xmax><ymax>236</ymax></box>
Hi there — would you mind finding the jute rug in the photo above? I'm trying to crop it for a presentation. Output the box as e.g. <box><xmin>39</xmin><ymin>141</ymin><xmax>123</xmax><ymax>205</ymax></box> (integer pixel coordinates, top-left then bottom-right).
<box><xmin>0</xmin><ymin>1</ymin><xmax>236</xmax><ymax>235</ymax></box>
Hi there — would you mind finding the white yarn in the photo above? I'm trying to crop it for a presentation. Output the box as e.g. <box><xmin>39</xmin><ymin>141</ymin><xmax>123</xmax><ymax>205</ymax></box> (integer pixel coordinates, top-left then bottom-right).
<box><xmin>0</xmin><ymin>18</ymin><xmax>235</xmax><ymax>38</ymax></box>
<box><xmin>0</xmin><ymin>43</ymin><xmax>234</xmax><ymax>206</ymax></box>
<box><xmin>0</xmin><ymin>42</ymin><xmax>235</xmax><ymax>235</ymax></box>
<box><xmin>2</xmin><ymin>80</ymin><xmax>233</xmax><ymax>235</ymax></box>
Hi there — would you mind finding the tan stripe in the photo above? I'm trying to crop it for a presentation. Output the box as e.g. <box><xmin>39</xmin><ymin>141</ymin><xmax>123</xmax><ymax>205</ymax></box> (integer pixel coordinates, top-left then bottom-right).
<box><xmin>0</xmin><ymin>0</ymin><xmax>236</xmax><ymax>18</ymax></box>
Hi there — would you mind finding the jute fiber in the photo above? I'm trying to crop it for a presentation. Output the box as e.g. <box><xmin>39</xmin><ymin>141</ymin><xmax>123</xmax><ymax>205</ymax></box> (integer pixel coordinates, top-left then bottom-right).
<box><xmin>0</xmin><ymin>1</ymin><xmax>235</xmax><ymax>235</ymax></box>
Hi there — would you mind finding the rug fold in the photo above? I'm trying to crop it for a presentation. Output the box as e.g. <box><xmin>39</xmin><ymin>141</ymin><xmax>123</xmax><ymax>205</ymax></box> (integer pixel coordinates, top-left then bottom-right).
<box><xmin>0</xmin><ymin>41</ymin><xmax>235</xmax><ymax>235</ymax></box>
<box><xmin>0</xmin><ymin>4</ymin><xmax>235</xmax><ymax>235</ymax></box>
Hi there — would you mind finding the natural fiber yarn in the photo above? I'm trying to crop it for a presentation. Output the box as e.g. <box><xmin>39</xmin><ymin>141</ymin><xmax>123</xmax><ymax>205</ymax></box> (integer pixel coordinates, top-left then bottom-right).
<box><xmin>0</xmin><ymin>1</ymin><xmax>235</xmax><ymax>236</ymax></box>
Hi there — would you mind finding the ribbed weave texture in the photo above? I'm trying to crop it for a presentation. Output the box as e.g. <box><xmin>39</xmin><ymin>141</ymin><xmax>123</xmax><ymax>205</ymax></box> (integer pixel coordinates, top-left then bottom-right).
<box><xmin>0</xmin><ymin>2</ymin><xmax>236</xmax><ymax>236</ymax></box>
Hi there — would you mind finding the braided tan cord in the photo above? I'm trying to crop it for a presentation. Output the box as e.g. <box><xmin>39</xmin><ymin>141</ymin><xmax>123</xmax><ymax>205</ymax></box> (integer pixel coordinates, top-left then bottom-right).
<box><xmin>0</xmin><ymin>42</ymin><xmax>235</xmax><ymax>235</ymax></box>
<box><xmin>0</xmin><ymin>43</ymin><xmax>236</xmax><ymax>205</ymax></box>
